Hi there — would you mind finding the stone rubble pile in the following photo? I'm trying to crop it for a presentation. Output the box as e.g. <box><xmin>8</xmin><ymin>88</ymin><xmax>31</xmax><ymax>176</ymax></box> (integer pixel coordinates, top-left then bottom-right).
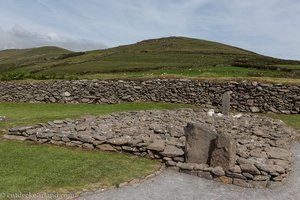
<box><xmin>6</xmin><ymin>108</ymin><xmax>298</xmax><ymax>188</ymax></box>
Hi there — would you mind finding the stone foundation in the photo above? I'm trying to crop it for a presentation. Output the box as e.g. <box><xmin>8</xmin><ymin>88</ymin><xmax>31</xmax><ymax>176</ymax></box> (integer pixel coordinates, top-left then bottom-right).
<box><xmin>5</xmin><ymin>108</ymin><xmax>298</xmax><ymax>188</ymax></box>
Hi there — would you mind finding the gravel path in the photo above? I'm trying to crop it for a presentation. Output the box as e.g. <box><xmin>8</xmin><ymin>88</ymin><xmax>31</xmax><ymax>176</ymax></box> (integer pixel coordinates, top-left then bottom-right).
<box><xmin>78</xmin><ymin>144</ymin><xmax>300</xmax><ymax>200</ymax></box>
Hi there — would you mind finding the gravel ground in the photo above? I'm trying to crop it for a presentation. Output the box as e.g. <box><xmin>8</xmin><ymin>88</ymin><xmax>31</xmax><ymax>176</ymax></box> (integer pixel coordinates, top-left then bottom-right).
<box><xmin>78</xmin><ymin>143</ymin><xmax>300</xmax><ymax>200</ymax></box>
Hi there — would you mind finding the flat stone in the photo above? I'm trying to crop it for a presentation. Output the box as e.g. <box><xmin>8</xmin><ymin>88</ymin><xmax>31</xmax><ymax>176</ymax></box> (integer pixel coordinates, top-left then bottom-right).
<box><xmin>194</xmin><ymin>163</ymin><xmax>209</xmax><ymax>171</ymax></box>
<box><xmin>237</xmin><ymin>158</ymin><xmax>255</xmax><ymax>165</ymax></box>
<box><xmin>214</xmin><ymin>176</ymin><xmax>233</xmax><ymax>184</ymax></box>
<box><xmin>210</xmin><ymin>132</ymin><xmax>236</xmax><ymax>171</ymax></box>
<box><xmin>53</xmin><ymin>120</ymin><xmax>64</xmax><ymax>124</ymax></box>
<box><xmin>9</xmin><ymin>126</ymin><xmax>35</xmax><ymax>133</ymax></box>
<box><xmin>253</xmin><ymin>175</ymin><xmax>269</xmax><ymax>181</ymax></box>
<box><xmin>36</xmin><ymin>132</ymin><xmax>55</xmax><ymax>139</ymax></box>
<box><xmin>255</xmin><ymin>163</ymin><xmax>277</xmax><ymax>173</ymax></box>
<box><xmin>83</xmin><ymin>143</ymin><xmax>94</xmax><ymax>149</ymax></box>
<box><xmin>78</xmin><ymin>135</ymin><xmax>94</xmax><ymax>144</ymax></box>
<box><xmin>240</xmin><ymin>164</ymin><xmax>261</xmax><ymax>175</ymax></box>
<box><xmin>63</xmin><ymin>91</ymin><xmax>71</xmax><ymax>97</ymax></box>
<box><xmin>93</xmin><ymin>135</ymin><xmax>107</xmax><ymax>141</ymax></box>
<box><xmin>3</xmin><ymin>134</ymin><xmax>27</xmax><ymax>141</ymax></box>
<box><xmin>166</xmin><ymin>160</ymin><xmax>176</xmax><ymax>166</ymax></box>
<box><xmin>96</xmin><ymin>144</ymin><xmax>116</xmax><ymax>152</ymax></box>
<box><xmin>265</xmin><ymin>147</ymin><xmax>291</xmax><ymax>161</ymax></box>
<box><xmin>229</xmin><ymin>165</ymin><xmax>242</xmax><ymax>173</ymax></box>
<box><xmin>108</xmin><ymin>136</ymin><xmax>132</xmax><ymax>146</ymax></box>
<box><xmin>197</xmin><ymin>171</ymin><xmax>213</xmax><ymax>180</ymax></box>
<box><xmin>211</xmin><ymin>166</ymin><xmax>225</xmax><ymax>176</ymax></box>
<box><xmin>160</xmin><ymin>145</ymin><xmax>184</xmax><ymax>158</ymax></box>
<box><xmin>242</xmin><ymin>172</ymin><xmax>254</xmax><ymax>179</ymax></box>
<box><xmin>184</xmin><ymin>123</ymin><xmax>217</xmax><ymax>164</ymax></box>
<box><xmin>226</xmin><ymin>171</ymin><xmax>247</xmax><ymax>180</ymax></box>
<box><xmin>179</xmin><ymin>163</ymin><xmax>195</xmax><ymax>170</ymax></box>
<box><xmin>147</xmin><ymin>140</ymin><xmax>166</xmax><ymax>152</ymax></box>
<box><xmin>250</xmin><ymin>106</ymin><xmax>260</xmax><ymax>113</ymax></box>
<box><xmin>233</xmin><ymin>179</ymin><xmax>250</xmax><ymax>187</ymax></box>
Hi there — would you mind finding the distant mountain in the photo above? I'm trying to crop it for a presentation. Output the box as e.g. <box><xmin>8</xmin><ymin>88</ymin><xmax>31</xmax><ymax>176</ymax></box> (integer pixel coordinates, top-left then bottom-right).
<box><xmin>0</xmin><ymin>36</ymin><xmax>299</xmax><ymax>78</ymax></box>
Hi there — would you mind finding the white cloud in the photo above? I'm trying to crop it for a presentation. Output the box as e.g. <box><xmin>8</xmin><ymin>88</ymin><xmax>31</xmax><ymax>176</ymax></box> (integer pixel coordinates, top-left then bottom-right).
<box><xmin>0</xmin><ymin>25</ymin><xmax>107</xmax><ymax>51</ymax></box>
<box><xmin>0</xmin><ymin>0</ymin><xmax>299</xmax><ymax>59</ymax></box>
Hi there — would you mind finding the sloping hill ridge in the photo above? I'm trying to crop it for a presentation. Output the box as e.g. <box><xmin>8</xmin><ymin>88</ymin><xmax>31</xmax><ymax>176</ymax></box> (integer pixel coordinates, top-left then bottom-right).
<box><xmin>0</xmin><ymin>36</ymin><xmax>299</xmax><ymax>78</ymax></box>
<box><xmin>0</xmin><ymin>46</ymin><xmax>72</xmax><ymax>73</ymax></box>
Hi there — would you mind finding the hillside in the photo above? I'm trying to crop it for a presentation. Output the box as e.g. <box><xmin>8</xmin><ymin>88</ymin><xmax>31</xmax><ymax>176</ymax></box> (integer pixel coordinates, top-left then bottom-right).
<box><xmin>0</xmin><ymin>36</ymin><xmax>299</xmax><ymax>80</ymax></box>
<box><xmin>0</xmin><ymin>46</ymin><xmax>72</xmax><ymax>73</ymax></box>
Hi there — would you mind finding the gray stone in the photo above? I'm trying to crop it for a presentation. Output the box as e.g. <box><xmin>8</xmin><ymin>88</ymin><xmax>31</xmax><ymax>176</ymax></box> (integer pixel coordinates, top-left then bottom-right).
<box><xmin>147</xmin><ymin>140</ymin><xmax>166</xmax><ymax>152</ymax></box>
<box><xmin>211</xmin><ymin>166</ymin><xmax>225</xmax><ymax>176</ymax></box>
<box><xmin>184</xmin><ymin>123</ymin><xmax>217</xmax><ymax>164</ymax></box>
<box><xmin>0</xmin><ymin>116</ymin><xmax>6</xmax><ymax>121</ymax></box>
<box><xmin>221</xmin><ymin>91</ymin><xmax>231</xmax><ymax>115</ymax></box>
<box><xmin>240</xmin><ymin>164</ymin><xmax>261</xmax><ymax>175</ymax></box>
<box><xmin>242</xmin><ymin>173</ymin><xmax>254</xmax><ymax>179</ymax></box>
<box><xmin>96</xmin><ymin>144</ymin><xmax>116</xmax><ymax>152</ymax></box>
<box><xmin>250</xmin><ymin>106</ymin><xmax>260</xmax><ymax>113</ymax></box>
<box><xmin>62</xmin><ymin>91</ymin><xmax>71</xmax><ymax>97</ymax></box>
<box><xmin>253</xmin><ymin>175</ymin><xmax>269</xmax><ymax>181</ymax></box>
<box><xmin>93</xmin><ymin>135</ymin><xmax>107</xmax><ymax>141</ymax></box>
<box><xmin>160</xmin><ymin>145</ymin><xmax>184</xmax><ymax>158</ymax></box>
<box><xmin>229</xmin><ymin>165</ymin><xmax>242</xmax><ymax>173</ymax></box>
<box><xmin>3</xmin><ymin>134</ymin><xmax>26</xmax><ymax>141</ymax></box>
<box><xmin>210</xmin><ymin>133</ymin><xmax>236</xmax><ymax>171</ymax></box>
<box><xmin>197</xmin><ymin>171</ymin><xmax>213</xmax><ymax>180</ymax></box>
<box><xmin>179</xmin><ymin>163</ymin><xmax>195</xmax><ymax>170</ymax></box>
<box><xmin>9</xmin><ymin>126</ymin><xmax>35</xmax><ymax>133</ymax></box>
<box><xmin>107</xmin><ymin>136</ymin><xmax>132</xmax><ymax>146</ymax></box>
<box><xmin>78</xmin><ymin>135</ymin><xmax>94</xmax><ymax>144</ymax></box>
<box><xmin>233</xmin><ymin>179</ymin><xmax>250</xmax><ymax>187</ymax></box>
<box><xmin>166</xmin><ymin>160</ymin><xmax>176</xmax><ymax>166</ymax></box>
<box><xmin>255</xmin><ymin>163</ymin><xmax>277</xmax><ymax>173</ymax></box>
<box><xmin>226</xmin><ymin>171</ymin><xmax>247</xmax><ymax>180</ymax></box>
<box><xmin>83</xmin><ymin>143</ymin><xmax>94</xmax><ymax>149</ymax></box>
<box><xmin>265</xmin><ymin>147</ymin><xmax>291</xmax><ymax>161</ymax></box>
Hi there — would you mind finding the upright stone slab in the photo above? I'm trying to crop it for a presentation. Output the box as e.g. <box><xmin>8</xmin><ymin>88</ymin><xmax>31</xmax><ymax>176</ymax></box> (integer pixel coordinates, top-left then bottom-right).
<box><xmin>210</xmin><ymin>132</ymin><xmax>236</xmax><ymax>171</ymax></box>
<box><xmin>184</xmin><ymin>123</ymin><xmax>217</xmax><ymax>164</ymax></box>
<box><xmin>222</xmin><ymin>91</ymin><xmax>232</xmax><ymax>115</ymax></box>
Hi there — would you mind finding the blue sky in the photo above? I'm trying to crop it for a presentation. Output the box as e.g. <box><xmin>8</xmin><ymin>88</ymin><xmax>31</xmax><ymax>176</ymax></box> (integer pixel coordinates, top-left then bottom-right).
<box><xmin>0</xmin><ymin>0</ymin><xmax>299</xmax><ymax>59</ymax></box>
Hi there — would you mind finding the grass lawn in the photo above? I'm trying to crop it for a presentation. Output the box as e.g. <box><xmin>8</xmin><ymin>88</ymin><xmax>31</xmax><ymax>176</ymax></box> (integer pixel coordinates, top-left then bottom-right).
<box><xmin>0</xmin><ymin>141</ymin><xmax>160</xmax><ymax>196</ymax></box>
<box><xmin>265</xmin><ymin>113</ymin><xmax>300</xmax><ymax>131</ymax></box>
<box><xmin>0</xmin><ymin>102</ymin><xmax>193</xmax><ymax>131</ymax></box>
<box><xmin>0</xmin><ymin>102</ymin><xmax>193</xmax><ymax>198</ymax></box>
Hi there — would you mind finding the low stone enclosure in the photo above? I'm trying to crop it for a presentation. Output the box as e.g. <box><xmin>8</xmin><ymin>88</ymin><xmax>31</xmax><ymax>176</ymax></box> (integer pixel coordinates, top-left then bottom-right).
<box><xmin>0</xmin><ymin>79</ymin><xmax>299</xmax><ymax>114</ymax></box>
<box><xmin>5</xmin><ymin>108</ymin><xmax>298</xmax><ymax>188</ymax></box>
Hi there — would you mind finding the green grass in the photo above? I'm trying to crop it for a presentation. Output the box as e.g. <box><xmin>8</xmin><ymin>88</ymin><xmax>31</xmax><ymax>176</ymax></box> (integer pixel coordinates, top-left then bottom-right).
<box><xmin>266</xmin><ymin>114</ymin><xmax>300</xmax><ymax>131</ymax></box>
<box><xmin>80</xmin><ymin>66</ymin><xmax>286</xmax><ymax>80</ymax></box>
<box><xmin>0</xmin><ymin>102</ymin><xmax>193</xmax><ymax>197</ymax></box>
<box><xmin>0</xmin><ymin>140</ymin><xmax>160</xmax><ymax>195</ymax></box>
<box><xmin>0</xmin><ymin>102</ymin><xmax>193</xmax><ymax>130</ymax></box>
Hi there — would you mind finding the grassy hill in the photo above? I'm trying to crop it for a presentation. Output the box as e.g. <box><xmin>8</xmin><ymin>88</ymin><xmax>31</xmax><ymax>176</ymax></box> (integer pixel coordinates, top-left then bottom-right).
<box><xmin>0</xmin><ymin>36</ymin><xmax>299</xmax><ymax>81</ymax></box>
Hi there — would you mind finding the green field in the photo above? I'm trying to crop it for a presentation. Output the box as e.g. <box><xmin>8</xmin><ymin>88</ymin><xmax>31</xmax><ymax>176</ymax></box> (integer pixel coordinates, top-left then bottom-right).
<box><xmin>1</xmin><ymin>37</ymin><xmax>299</xmax><ymax>81</ymax></box>
<box><xmin>0</xmin><ymin>102</ymin><xmax>192</xmax><ymax>197</ymax></box>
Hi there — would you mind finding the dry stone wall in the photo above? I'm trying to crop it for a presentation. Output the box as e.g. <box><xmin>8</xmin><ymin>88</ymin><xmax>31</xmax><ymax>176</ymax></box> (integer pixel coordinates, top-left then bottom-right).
<box><xmin>0</xmin><ymin>79</ymin><xmax>299</xmax><ymax>113</ymax></box>
<box><xmin>5</xmin><ymin>108</ymin><xmax>298</xmax><ymax>188</ymax></box>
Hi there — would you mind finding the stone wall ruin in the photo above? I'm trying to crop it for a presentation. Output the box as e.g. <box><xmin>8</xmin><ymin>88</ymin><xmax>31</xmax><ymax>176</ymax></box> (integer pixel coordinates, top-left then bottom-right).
<box><xmin>5</xmin><ymin>108</ymin><xmax>298</xmax><ymax>188</ymax></box>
